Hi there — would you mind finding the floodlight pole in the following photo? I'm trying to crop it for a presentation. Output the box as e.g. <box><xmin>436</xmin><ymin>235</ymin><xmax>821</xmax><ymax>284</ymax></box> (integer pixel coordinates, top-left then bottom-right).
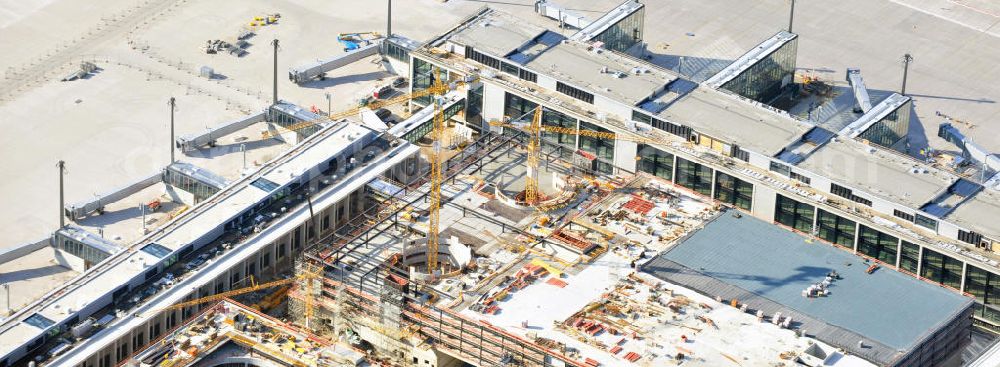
<box><xmin>169</xmin><ymin>97</ymin><xmax>176</xmax><ymax>164</ymax></box>
<box><xmin>272</xmin><ymin>39</ymin><xmax>280</xmax><ymax>105</ymax></box>
<box><xmin>57</xmin><ymin>161</ymin><xmax>66</xmax><ymax>228</ymax></box>
<box><xmin>788</xmin><ymin>0</ymin><xmax>796</xmax><ymax>33</ymax></box>
<box><xmin>387</xmin><ymin>0</ymin><xmax>393</xmax><ymax>37</ymax></box>
<box><xmin>901</xmin><ymin>53</ymin><xmax>913</xmax><ymax>95</ymax></box>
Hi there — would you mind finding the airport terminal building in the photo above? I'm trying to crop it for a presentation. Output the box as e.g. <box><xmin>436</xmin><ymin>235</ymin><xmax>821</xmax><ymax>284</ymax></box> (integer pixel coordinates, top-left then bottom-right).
<box><xmin>5</xmin><ymin>2</ymin><xmax>1000</xmax><ymax>367</ymax></box>
<box><xmin>410</xmin><ymin>4</ymin><xmax>1000</xmax><ymax>332</ymax></box>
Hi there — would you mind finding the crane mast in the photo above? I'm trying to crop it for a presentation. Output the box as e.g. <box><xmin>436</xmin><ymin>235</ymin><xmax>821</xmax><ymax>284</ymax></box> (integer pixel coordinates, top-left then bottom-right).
<box><xmin>426</xmin><ymin>100</ymin><xmax>444</xmax><ymax>274</ymax></box>
<box><xmin>524</xmin><ymin>107</ymin><xmax>543</xmax><ymax>205</ymax></box>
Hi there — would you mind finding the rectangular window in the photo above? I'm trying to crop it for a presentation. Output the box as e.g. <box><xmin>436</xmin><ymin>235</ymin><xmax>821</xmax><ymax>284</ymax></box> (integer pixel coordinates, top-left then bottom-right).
<box><xmin>964</xmin><ymin>265</ymin><xmax>1000</xmax><ymax>325</ymax></box>
<box><xmin>830</xmin><ymin>183</ymin><xmax>872</xmax><ymax>206</ymax></box>
<box><xmin>465</xmin><ymin>47</ymin><xmax>502</xmax><ymax>70</ymax></box>
<box><xmin>921</xmin><ymin>248</ymin><xmax>963</xmax><ymax>290</ymax></box>
<box><xmin>278</xmin><ymin>243</ymin><xmax>287</xmax><ymax>259</ymax></box>
<box><xmin>857</xmin><ymin>225</ymin><xmax>899</xmax><ymax>264</ymax></box>
<box><xmin>637</xmin><ymin>144</ymin><xmax>674</xmax><ymax>181</ymax></box>
<box><xmin>893</xmin><ymin>209</ymin><xmax>915</xmax><ymax>222</ymax></box>
<box><xmin>556</xmin><ymin>82</ymin><xmax>594</xmax><ymax>104</ymax></box>
<box><xmin>540</xmin><ymin>108</ymin><xmax>577</xmax><ymax>146</ymax></box>
<box><xmin>675</xmin><ymin>157</ymin><xmax>713</xmax><ymax>196</ymax></box>
<box><xmin>632</xmin><ymin>110</ymin><xmax>652</xmax><ymax>124</ymax></box>
<box><xmin>714</xmin><ymin>172</ymin><xmax>753</xmax><ymax>210</ymax></box>
<box><xmin>500</xmin><ymin>62</ymin><xmax>519</xmax><ymax>76</ymax></box>
<box><xmin>504</xmin><ymin>92</ymin><xmax>538</xmax><ymax>122</ymax></box>
<box><xmin>775</xmin><ymin>194</ymin><xmax>814</xmax><ymax>233</ymax></box>
<box><xmin>731</xmin><ymin>146</ymin><xmax>750</xmax><ymax>162</ymax></box>
<box><xmin>914</xmin><ymin>214</ymin><xmax>938</xmax><ymax>231</ymax></box>
<box><xmin>831</xmin><ymin>183</ymin><xmax>853</xmax><ymax>198</ymax></box>
<box><xmin>789</xmin><ymin>171</ymin><xmax>811</xmax><ymax>185</ymax></box>
<box><xmin>899</xmin><ymin>241</ymin><xmax>920</xmax><ymax>274</ymax></box>
<box><xmin>518</xmin><ymin>68</ymin><xmax>537</xmax><ymax>83</ymax></box>
<box><xmin>959</xmin><ymin>229</ymin><xmax>983</xmax><ymax>245</ymax></box>
<box><xmin>769</xmin><ymin>161</ymin><xmax>791</xmax><ymax>176</ymax></box>
<box><xmin>816</xmin><ymin>209</ymin><xmax>856</xmax><ymax>248</ymax></box>
<box><xmin>578</xmin><ymin>121</ymin><xmax>614</xmax><ymax>174</ymax></box>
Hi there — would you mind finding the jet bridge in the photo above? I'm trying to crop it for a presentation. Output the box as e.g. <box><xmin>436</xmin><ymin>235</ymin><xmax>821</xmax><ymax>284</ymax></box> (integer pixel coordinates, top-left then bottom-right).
<box><xmin>288</xmin><ymin>42</ymin><xmax>381</xmax><ymax>84</ymax></box>
<box><xmin>846</xmin><ymin>68</ymin><xmax>873</xmax><ymax>113</ymax></box>
<box><xmin>534</xmin><ymin>0</ymin><xmax>591</xmax><ymax>29</ymax></box>
<box><xmin>939</xmin><ymin>122</ymin><xmax>1000</xmax><ymax>187</ymax></box>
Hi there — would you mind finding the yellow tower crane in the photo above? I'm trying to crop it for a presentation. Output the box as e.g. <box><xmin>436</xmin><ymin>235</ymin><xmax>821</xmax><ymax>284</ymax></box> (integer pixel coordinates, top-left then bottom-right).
<box><xmin>256</xmin><ymin>68</ymin><xmax>470</xmax><ymax>276</ymax></box>
<box><xmin>141</xmin><ymin>272</ymin><xmax>319</xmax><ymax>317</ymax></box>
<box><xmin>425</xmin><ymin>69</ymin><xmax>451</xmax><ymax>276</ymax></box>
<box><xmin>489</xmin><ymin>107</ymin><xmax>658</xmax><ymax>207</ymax></box>
<box><xmin>260</xmin><ymin>75</ymin><xmax>471</xmax><ymax>140</ymax></box>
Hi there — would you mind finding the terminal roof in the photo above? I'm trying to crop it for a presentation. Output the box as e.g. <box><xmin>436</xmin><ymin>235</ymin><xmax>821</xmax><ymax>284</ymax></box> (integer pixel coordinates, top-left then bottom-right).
<box><xmin>657</xmin><ymin>88</ymin><xmax>811</xmax><ymax>155</ymax></box>
<box><xmin>947</xmin><ymin>189</ymin><xmax>1000</xmax><ymax>240</ymax></box>
<box><xmin>0</xmin><ymin>119</ymin><xmax>383</xmax><ymax>360</ymax></box>
<box><xmin>449</xmin><ymin>9</ymin><xmax>547</xmax><ymax>59</ymax></box>
<box><xmin>796</xmin><ymin>138</ymin><xmax>958</xmax><ymax>208</ymax></box>
<box><xmin>525</xmin><ymin>41</ymin><xmax>677</xmax><ymax>106</ymax></box>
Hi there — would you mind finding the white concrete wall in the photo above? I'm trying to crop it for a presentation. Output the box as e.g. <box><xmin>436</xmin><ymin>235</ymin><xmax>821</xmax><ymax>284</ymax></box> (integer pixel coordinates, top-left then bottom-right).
<box><xmin>938</xmin><ymin>220</ymin><xmax>962</xmax><ymax>243</ymax></box>
<box><xmin>614</xmin><ymin>139</ymin><xmax>637</xmax><ymax>173</ymax></box>
<box><xmin>535</xmin><ymin>72</ymin><xmax>558</xmax><ymax>92</ymax></box>
<box><xmin>751</xmin><ymin>183</ymin><xmax>778</xmax><ymax>222</ymax></box>
<box><xmin>747</xmin><ymin>151</ymin><xmax>772</xmax><ymax>171</ymax></box>
<box><xmin>53</xmin><ymin>247</ymin><xmax>86</xmax><ymax>272</ymax></box>
<box><xmin>481</xmin><ymin>83</ymin><xmax>506</xmax><ymax>131</ymax></box>
<box><xmin>164</xmin><ymin>184</ymin><xmax>196</xmax><ymax>207</ymax></box>
<box><xmin>383</xmin><ymin>57</ymin><xmax>409</xmax><ymax>77</ymax></box>
<box><xmin>593</xmin><ymin>94</ymin><xmax>632</xmax><ymax>122</ymax></box>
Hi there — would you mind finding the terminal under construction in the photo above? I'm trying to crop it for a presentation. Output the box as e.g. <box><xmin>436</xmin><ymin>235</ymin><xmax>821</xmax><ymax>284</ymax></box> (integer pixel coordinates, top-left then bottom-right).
<box><xmin>4</xmin><ymin>1</ymin><xmax>1000</xmax><ymax>367</ymax></box>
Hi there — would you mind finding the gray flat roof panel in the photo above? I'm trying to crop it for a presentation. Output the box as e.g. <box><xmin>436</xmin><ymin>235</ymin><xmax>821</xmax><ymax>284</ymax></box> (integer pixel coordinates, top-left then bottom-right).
<box><xmin>653</xmin><ymin>212</ymin><xmax>971</xmax><ymax>352</ymax></box>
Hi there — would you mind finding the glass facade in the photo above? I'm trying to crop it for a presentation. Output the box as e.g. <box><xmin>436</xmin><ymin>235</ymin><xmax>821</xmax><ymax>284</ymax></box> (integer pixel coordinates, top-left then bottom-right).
<box><xmin>504</xmin><ymin>92</ymin><xmax>537</xmax><ymax>122</ymax></box>
<box><xmin>578</xmin><ymin>121</ymin><xmax>614</xmax><ymax>174</ymax></box>
<box><xmin>637</xmin><ymin>144</ymin><xmax>673</xmax><ymax>181</ymax></box>
<box><xmin>268</xmin><ymin>106</ymin><xmax>322</xmax><ymax>136</ymax></box>
<box><xmin>859</xmin><ymin>100</ymin><xmax>912</xmax><ymax>149</ymax></box>
<box><xmin>55</xmin><ymin>236</ymin><xmax>112</xmax><ymax>266</ymax></box>
<box><xmin>163</xmin><ymin>168</ymin><xmax>222</xmax><ymax>203</ymax></box>
<box><xmin>714</xmin><ymin>172</ymin><xmax>753</xmax><ymax>210</ymax></box>
<box><xmin>556</xmin><ymin>82</ymin><xmax>595</xmax><ymax>104</ymax></box>
<box><xmin>590</xmin><ymin>7</ymin><xmax>645</xmax><ymax>53</ymax></box>
<box><xmin>965</xmin><ymin>264</ymin><xmax>1000</xmax><ymax>325</ymax></box>
<box><xmin>720</xmin><ymin>36</ymin><xmax>798</xmax><ymax>103</ymax></box>
<box><xmin>633</xmin><ymin>110</ymin><xmax>691</xmax><ymax>138</ymax></box>
<box><xmin>775</xmin><ymin>194</ymin><xmax>814</xmax><ymax>233</ymax></box>
<box><xmin>465</xmin><ymin>47</ymin><xmax>537</xmax><ymax>83</ymax></box>
<box><xmin>858</xmin><ymin>225</ymin><xmax>899</xmax><ymax>264</ymax></box>
<box><xmin>921</xmin><ymin>248</ymin><xmax>963</xmax><ymax>290</ymax></box>
<box><xmin>411</xmin><ymin>57</ymin><xmax>446</xmax><ymax>105</ymax></box>
<box><xmin>899</xmin><ymin>241</ymin><xmax>920</xmax><ymax>274</ymax></box>
<box><xmin>465</xmin><ymin>84</ymin><xmax>484</xmax><ymax>132</ymax></box>
<box><xmin>816</xmin><ymin>209</ymin><xmax>856</xmax><ymax>249</ymax></box>
<box><xmin>541</xmin><ymin>109</ymin><xmax>578</xmax><ymax>147</ymax></box>
<box><xmin>382</xmin><ymin>40</ymin><xmax>409</xmax><ymax>62</ymax></box>
<box><xmin>675</xmin><ymin>157</ymin><xmax>713</xmax><ymax>196</ymax></box>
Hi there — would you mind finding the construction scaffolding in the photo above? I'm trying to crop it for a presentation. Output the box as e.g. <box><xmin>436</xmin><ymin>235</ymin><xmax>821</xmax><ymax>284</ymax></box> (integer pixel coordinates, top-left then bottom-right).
<box><xmin>288</xmin><ymin>132</ymin><xmax>597</xmax><ymax>367</ymax></box>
